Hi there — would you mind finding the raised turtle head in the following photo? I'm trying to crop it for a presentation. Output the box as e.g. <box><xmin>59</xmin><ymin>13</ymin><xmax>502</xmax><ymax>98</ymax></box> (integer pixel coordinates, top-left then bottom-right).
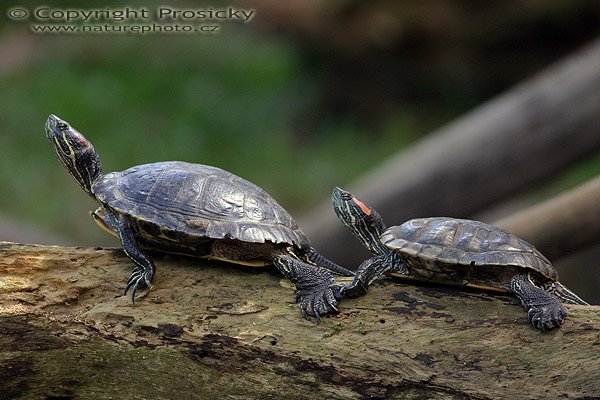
<box><xmin>332</xmin><ymin>187</ymin><xmax>388</xmax><ymax>256</ymax></box>
<box><xmin>46</xmin><ymin>114</ymin><xmax>102</xmax><ymax>197</ymax></box>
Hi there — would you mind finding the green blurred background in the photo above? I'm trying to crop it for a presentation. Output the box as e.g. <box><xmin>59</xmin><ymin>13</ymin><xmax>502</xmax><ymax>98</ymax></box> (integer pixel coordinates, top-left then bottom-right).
<box><xmin>1</xmin><ymin>0</ymin><xmax>599</xmax><ymax>254</ymax></box>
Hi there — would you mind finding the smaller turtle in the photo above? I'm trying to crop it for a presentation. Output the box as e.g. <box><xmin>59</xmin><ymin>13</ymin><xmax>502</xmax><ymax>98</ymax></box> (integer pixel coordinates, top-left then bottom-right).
<box><xmin>45</xmin><ymin>114</ymin><xmax>353</xmax><ymax>319</ymax></box>
<box><xmin>332</xmin><ymin>187</ymin><xmax>589</xmax><ymax>330</ymax></box>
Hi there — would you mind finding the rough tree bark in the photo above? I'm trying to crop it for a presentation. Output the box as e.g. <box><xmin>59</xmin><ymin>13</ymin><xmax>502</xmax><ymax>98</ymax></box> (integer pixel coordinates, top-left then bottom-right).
<box><xmin>300</xmin><ymin>37</ymin><xmax>600</xmax><ymax>267</ymax></box>
<box><xmin>1</xmin><ymin>242</ymin><xmax>599</xmax><ymax>399</ymax></box>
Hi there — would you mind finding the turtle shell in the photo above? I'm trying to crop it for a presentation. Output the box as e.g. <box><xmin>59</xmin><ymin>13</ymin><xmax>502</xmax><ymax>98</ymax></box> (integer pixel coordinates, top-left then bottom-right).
<box><xmin>380</xmin><ymin>217</ymin><xmax>557</xmax><ymax>281</ymax></box>
<box><xmin>92</xmin><ymin>161</ymin><xmax>309</xmax><ymax>249</ymax></box>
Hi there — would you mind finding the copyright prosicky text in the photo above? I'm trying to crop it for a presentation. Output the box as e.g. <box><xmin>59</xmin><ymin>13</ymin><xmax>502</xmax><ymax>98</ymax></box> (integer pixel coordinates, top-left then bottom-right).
<box><xmin>7</xmin><ymin>6</ymin><xmax>256</xmax><ymax>23</ymax></box>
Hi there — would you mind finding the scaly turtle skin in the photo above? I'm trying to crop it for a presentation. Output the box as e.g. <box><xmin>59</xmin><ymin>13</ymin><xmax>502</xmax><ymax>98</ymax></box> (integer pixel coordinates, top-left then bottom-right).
<box><xmin>332</xmin><ymin>187</ymin><xmax>588</xmax><ymax>330</ymax></box>
<box><xmin>45</xmin><ymin>114</ymin><xmax>353</xmax><ymax>319</ymax></box>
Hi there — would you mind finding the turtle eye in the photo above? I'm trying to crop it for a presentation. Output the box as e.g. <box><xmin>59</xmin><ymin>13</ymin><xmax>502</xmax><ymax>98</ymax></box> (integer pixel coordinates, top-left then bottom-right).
<box><xmin>57</xmin><ymin>121</ymin><xmax>69</xmax><ymax>131</ymax></box>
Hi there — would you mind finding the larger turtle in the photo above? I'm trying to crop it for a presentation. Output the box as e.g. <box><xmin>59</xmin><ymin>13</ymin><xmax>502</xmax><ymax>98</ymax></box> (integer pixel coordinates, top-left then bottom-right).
<box><xmin>331</xmin><ymin>187</ymin><xmax>588</xmax><ymax>330</ymax></box>
<box><xmin>45</xmin><ymin>114</ymin><xmax>352</xmax><ymax>318</ymax></box>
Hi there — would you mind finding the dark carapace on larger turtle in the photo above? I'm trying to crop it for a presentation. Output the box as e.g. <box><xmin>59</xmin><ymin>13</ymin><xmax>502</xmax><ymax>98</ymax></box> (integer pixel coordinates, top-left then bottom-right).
<box><xmin>331</xmin><ymin>187</ymin><xmax>588</xmax><ymax>330</ymax></box>
<box><xmin>46</xmin><ymin>114</ymin><xmax>352</xmax><ymax>319</ymax></box>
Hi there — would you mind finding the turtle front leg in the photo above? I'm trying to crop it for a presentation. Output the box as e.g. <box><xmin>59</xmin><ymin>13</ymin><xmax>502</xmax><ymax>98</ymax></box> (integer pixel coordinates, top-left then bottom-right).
<box><xmin>273</xmin><ymin>253</ymin><xmax>340</xmax><ymax>321</ymax></box>
<box><xmin>338</xmin><ymin>253</ymin><xmax>406</xmax><ymax>299</ymax></box>
<box><xmin>337</xmin><ymin>258</ymin><xmax>379</xmax><ymax>298</ymax></box>
<box><xmin>510</xmin><ymin>272</ymin><xmax>567</xmax><ymax>330</ymax></box>
<box><xmin>108</xmin><ymin>211</ymin><xmax>156</xmax><ymax>302</ymax></box>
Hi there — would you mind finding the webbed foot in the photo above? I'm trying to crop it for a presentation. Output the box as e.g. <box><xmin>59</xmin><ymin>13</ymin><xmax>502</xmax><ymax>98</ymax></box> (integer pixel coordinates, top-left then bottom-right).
<box><xmin>296</xmin><ymin>284</ymin><xmax>341</xmax><ymax>322</ymax></box>
<box><xmin>527</xmin><ymin>303</ymin><xmax>567</xmax><ymax>330</ymax></box>
<box><xmin>338</xmin><ymin>280</ymin><xmax>368</xmax><ymax>299</ymax></box>
<box><xmin>511</xmin><ymin>272</ymin><xmax>567</xmax><ymax>331</ymax></box>
<box><xmin>273</xmin><ymin>254</ymin><xmax>341</xmax><ymax>321</ymax></box>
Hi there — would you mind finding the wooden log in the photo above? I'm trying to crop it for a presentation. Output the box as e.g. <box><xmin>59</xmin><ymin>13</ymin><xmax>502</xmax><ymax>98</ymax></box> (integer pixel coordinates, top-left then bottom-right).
<box><xmin>494</xmin><ymin>175</ymin><xmax>600</xmax><ymax>260</ymax></box>
<box><xmin>1</xmin><ymin>242</ymin><xmax>599</xmax><ymax>399</ymax></box>
<box><xmin>299</xmin><ymin>38</ymin><xmax>600</xmax><ymax>267</ymax></box>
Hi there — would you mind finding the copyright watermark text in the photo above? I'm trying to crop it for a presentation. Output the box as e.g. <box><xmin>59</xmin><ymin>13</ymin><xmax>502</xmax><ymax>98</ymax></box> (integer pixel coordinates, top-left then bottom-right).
<box><xmin>6</xmin><ymin>6</ymin><xmax>256</xmax><ymax>34</ymax></box>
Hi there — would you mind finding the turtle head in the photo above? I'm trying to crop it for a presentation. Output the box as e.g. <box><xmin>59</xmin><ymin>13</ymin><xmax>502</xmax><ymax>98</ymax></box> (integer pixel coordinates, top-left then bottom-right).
<box><xmin>332</xmin><ymin>187</ymin><xmax>388</xmax><ymax>256</ymax></box>
<box><xmin>46</xmin><ymin>114</ymin><xmax>102</xmax><ymax>197</ymax></box>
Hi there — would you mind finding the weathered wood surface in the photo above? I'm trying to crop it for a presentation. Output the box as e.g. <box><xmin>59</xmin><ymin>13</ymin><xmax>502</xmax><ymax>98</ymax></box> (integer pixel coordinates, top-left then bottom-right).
<box><xmin>1</xmin><ymin>242</ymin><xmax>599</xmax><ymax>399</ymax></box>
<box><xmin>300</xmin><ymin>37</ymin><xmax>600</xmax><ymax>267</ymax></box>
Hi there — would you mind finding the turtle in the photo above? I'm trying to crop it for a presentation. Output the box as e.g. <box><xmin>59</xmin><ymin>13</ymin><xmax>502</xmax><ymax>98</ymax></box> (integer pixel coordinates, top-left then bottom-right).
<box><xmin>45</xmin><ymin>114</ymin><xmax>353</xmax><ymax>319</ymax></box>
<box><xmin>331</xmin><ymin>187</ymin><xmax>589</xmax><ymax>330</ymax></box>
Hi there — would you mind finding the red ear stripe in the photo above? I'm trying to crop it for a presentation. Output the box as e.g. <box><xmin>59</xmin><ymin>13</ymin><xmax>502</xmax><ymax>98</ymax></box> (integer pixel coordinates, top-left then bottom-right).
<box><xmin>352</xmin><ymin>198</ymin><xmax>372</xmax><ymax>216</ymax></box>
<box><xmin>71</xmin><ymin>130</ymin><xmax>92</xmax><ymax>149</ymax></box>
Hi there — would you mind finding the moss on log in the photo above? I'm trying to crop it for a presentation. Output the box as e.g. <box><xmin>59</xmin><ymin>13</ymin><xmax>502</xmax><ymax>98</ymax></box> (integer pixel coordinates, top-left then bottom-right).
<box><xmin>1</xmin><ymin>242</ymin><xmax>599</xmax><ymax>399</ymax></box>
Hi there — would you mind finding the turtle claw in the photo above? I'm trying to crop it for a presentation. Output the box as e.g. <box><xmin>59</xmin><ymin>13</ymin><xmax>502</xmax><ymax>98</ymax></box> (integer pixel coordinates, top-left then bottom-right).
<box><xmin>296</xmin><ymin>283</ymin><xmax>340</xmax><ymax>322</ymax></box>
<box><xmin>124</xmin><ymin>265</ymin><xmax>154</xmax><ymax>303</ymax></box>
<box><xmin>274</xmin><ymin>254</ymin><xmax>343</xmax><ymax>321</ymax></box>
<box><xmin>300</xmin><ymin>306</ymin><xmax>309</xmax><ymax>320</ymax></box>
<box><xmin>527</xmin><ymin>303</ymin><xmax>567</xmax><ymax>330</ymax></box>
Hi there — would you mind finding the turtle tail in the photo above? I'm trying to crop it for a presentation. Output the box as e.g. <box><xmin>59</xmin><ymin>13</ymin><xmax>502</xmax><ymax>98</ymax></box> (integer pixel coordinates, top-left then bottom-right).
<box><xmin>551</xmin><ymin>282</ymin><xmax>589</xmax><ymax>305</ymax></box>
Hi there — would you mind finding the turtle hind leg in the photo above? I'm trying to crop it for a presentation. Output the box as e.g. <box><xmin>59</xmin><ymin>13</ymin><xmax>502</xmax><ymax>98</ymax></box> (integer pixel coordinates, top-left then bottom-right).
<box><xmin>510</xmin><ymin>272</ymin><xmax>567</xmax><ymax>330</ymax></box>
<box><xmin>273</xmin><ymin>253</ymin><xmax>340</xmax><ymax>321</ymax></box>
<box><xmin>107</xmin><ymin>211</ymin><xmax>155</xmax><ymax>302</ymax></box>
